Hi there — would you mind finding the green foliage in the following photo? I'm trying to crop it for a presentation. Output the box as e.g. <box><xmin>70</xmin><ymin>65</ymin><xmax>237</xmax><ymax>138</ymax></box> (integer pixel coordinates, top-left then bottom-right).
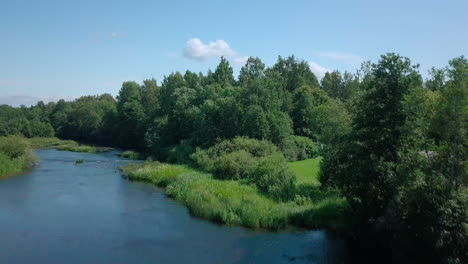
<box><xmin>167</xmin><ymin>140</ymin><xmax>195</xmax><ymax>164</ymax></box>
<box><xmin>280</xmin><ymin>135</ymin><xmax>319</xmax><ymax>161</ymax></box>
<box><xmin>0</xmin><ymin>136</ymin><xmax>37</xmax><ymax>178</ymax></box>
<box><xmin>387</xmin><ymin>175</ymin><xmax>468</xmax><ymax>264</ymax></box>
<box><xmin>249</xmin><ymin>153</ymin><xmax>296</xmax><ymax>201</ymax></box>
<box><xmin>192</xmin><ymin>137</ymin><xmax>296</xmax><ymax>201</ymax></box>
<box><xmin>0</xmin><ymin>135</ymin><xmax>31</xmax><ymax>158</ymax></box>
<box><xmin>322</xmin><ymin>53</ymin><xmax>422</xmax><ymax>219</ymax></box>
<box><xmin>320</xmin><ymin>53</ymin><xmax>467</xmax><ymax>263</ymax></box>
<box><xmin>0</xmin><ymin>104</ymin><xmax>55</xmax><ymax>138</ymax></box>
<box><xmin>321</xmin><ymin>71</ymin><xmax>360</xmax><ymax>101</ymax></box>
<box><xmin>75</xmin><ymin>159</ymin><xmax>84</xmax><ymax>165</ymax></box>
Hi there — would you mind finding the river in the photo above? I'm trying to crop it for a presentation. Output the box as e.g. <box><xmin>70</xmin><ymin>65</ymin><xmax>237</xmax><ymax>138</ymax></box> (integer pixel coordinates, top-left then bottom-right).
<box><xmin>0</xmin><ymin>149</ymin><xmax>352</xmax><ymax>263</ymax></box>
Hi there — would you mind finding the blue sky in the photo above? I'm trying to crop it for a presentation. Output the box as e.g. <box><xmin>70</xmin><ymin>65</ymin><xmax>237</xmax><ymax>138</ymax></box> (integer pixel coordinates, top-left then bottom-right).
<box><xmin>1</xmin><ymin>0</ymin><xmax>467</xmax><ymax>106</ymax></box>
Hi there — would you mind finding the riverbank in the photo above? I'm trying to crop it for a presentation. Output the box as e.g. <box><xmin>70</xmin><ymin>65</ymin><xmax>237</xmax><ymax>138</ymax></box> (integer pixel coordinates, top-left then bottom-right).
<box><xmin>0</xmin><ymin>136</ymin><xmax>115</xmax><ymax>178</ymax></box>
<box><xmin>27</xmin><ymin>137</ymin><xmax>114</xmax><ymax>153</ymax></box>
<box><xmin>121</xmin><ymin>157</ymin><xmax>347</xmax><ymax>230</ymax></box>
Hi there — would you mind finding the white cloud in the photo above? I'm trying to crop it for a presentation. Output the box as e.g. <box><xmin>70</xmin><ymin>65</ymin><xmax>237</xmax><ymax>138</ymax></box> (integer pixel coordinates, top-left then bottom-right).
<box><xmin>319</xmin><ymin>52</ymin><xmax>364</xmax><ymax>66</ymax></box>
<box><xmin>233</xmin><ymin>56</ymin><xmax>249</xmax><ymax>65</ymax></box>
<box><xmin>308</xmin><ymin>61</ymin><xmax>331</xmax><ymax>80</ymax></box>
<box><xmin>110</xmin><ymin>31</ymin><xmax>126</xmax><ymax>39</ymax></box>
<box><xmin>183</xmin><ymin>38</ymin><xmax>235</xmax><ymax>61</ymax></box>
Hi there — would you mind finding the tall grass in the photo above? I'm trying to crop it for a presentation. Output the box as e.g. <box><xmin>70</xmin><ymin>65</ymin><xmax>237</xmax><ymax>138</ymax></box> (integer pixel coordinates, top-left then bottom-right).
<box><xmin>121</xmin><ymin>162</ymin><xmax>192</xmax><ymax>187</ymax></box>
<box><xmin>0</xmin><ymin>136</ymin><xmax>37</xmax><ymax>178</ymax></box>
<box><xmin>167</xmin><ymin>171</ymin><xmax>289</xmax><ymax>229</ymax></box>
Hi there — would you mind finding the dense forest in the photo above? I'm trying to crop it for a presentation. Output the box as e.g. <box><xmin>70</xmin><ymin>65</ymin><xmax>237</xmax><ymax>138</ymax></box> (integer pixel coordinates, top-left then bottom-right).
<box><xmin>0</xmin><ymin>53</ymin><xmax>466</xmax><ymax>263</ymax></box>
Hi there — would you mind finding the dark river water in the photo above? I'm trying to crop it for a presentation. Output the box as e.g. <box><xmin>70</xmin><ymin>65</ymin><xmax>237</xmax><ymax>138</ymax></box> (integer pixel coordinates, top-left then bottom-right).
<box><xmin>0</xmin><ymin>149</ymin><xmax>352</xmax><ymax>264</ymax></box>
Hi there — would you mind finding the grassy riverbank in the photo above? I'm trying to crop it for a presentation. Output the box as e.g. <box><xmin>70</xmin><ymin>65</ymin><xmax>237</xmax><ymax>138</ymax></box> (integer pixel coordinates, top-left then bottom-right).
<box><xmin>0</xmin><ymin>136</ymin><xmax>37</xmax><ymax>178</ymax></box>
<box><xmin>121</xmin><ymin>158</ymin><xmax>347</xmax><ymax>230</ymax></box>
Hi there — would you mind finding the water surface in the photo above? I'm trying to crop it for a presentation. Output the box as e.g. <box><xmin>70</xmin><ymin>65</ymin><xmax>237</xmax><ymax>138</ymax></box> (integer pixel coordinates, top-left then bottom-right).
<box><xmin>0</xmin><ymin>149</ymin><xmax>349</xmax><ymax>264</ymax></box>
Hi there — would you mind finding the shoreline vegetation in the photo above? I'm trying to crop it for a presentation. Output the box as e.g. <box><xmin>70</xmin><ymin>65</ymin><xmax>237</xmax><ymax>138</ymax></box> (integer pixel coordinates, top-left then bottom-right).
<box><xmin>121</xmin><ymin>138</ymin><xmax>347</xmax><ymax>230</ymax></box>
<box><xmin>121</xmin><ymin>160</ymin><xmax>346</xmax><ymax>230</ymax></box>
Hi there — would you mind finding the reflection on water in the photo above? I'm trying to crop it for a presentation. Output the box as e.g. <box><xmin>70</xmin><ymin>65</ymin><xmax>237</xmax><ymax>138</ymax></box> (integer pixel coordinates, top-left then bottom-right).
<box><xmin>0</xmin><ymin>149</ymin><xmax>351</xmax><ymax>264</ymax></box>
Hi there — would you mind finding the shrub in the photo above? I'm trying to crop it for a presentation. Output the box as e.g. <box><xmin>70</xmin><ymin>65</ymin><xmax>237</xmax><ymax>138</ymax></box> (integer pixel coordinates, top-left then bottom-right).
<box><xmin>249</xmin><ymin>153</ymin><xmax>296</xmax><ymax>201</ymax></box>
<box><xmin>0</xmin><ymin>136</ymin><xmax>37</xmax><ymax>177</ymax></box>
<box><xmin>191</xmin><ymin>137</ymin><xmax>297</xmax><ymax>200</ymax></box>
<box><xmin>192</xmin><ymin>137</ymin><xmax>278</xmax><ymax>168</ymax></box>
<box><xmin>0</xmin><ymin>136</ymin><xmax>30</xmax><ymax>158</ymax></box>
<box><xmin>211</xmin><ymin>150</ymin><xmax>256</xmax><ymax>180</ymax></box>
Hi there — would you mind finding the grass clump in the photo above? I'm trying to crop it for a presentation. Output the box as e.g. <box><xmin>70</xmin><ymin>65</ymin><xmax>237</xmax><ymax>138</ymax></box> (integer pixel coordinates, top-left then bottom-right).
<box><xmin>75</xmin><ymin>158</ymin><xmax>85</xmax><ymax>165</ymax></box>
<box><xmin>121</xmin><ymin>162</ymin><xmax>192</xmax><ymax>187</ymax></box>
<box><xmin>56</xmin><ymin>144</ymin><xmax>97</xmax><ymax>153</ymax></box>
<box><xmin>120</xmin><ymin>150</ymin><xmax>146</xmax><ymax>160</ymax></box>
<box><xmin>0</xmin><ymin>136</ymin><xmax>37</xmax><ymax>178</ymax></box>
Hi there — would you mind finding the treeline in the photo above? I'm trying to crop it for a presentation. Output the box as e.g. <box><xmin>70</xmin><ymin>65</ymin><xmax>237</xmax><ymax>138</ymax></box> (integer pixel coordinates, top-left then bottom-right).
<box><xmin>0</xmin><ymin>54</ymin><xmax>466</xmax><ymax>263</ymax></box>
<box><xmin>1</xmin><ymin>56</ymin><xmax>351</xmax><ymax>161</ymax></box>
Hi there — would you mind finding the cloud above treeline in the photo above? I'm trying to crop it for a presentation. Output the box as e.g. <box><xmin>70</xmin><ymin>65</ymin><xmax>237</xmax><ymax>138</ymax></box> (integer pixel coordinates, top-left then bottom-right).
<box><xmin>319</xmin><ymin>51</ymin><xmax>364</xmax><ymax>66</ymax></box>
<box><xmin>183</xmin><ymin>38</ymin><xmax>247</xmax><ymax>65</ymax></box>
<box><xmin>308</xmin><ymin>61</ymin><xmax>331</xmax><ymax>80</ymax></box>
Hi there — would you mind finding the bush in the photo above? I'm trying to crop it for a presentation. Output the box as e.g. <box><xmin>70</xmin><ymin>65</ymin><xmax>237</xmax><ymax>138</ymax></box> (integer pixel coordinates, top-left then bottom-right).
<box><xmin>212</xmin><ymin>150</ymin><xmax>256</xmax><ymax>180</ymax></box>
<box><xmin>280</xmin><ymin>135</ymin><xmax>319</xmax><ymax>161</ymax></box>
<box><xmin>192</xmin><ymin>137</ymin><xmax>278</xmax><ymax>168</ymax></box>
<box><xmin>0</xmin><ymin>136</ymin><xmax>37</xmax><ymax>177</ymax></box>
<box><xmin>191</xmin><ymin>137</ymin><xmax>297</xmax><ymax>201</ymax></box>
<box><xmin>249</xmin><ymin>153</ymin><xmax>296</xmax><ymax>201</ymax></box>
<box><xmin>0</xmin><ymin>136</ymin><xmax>30</xmax><ymax>158</ymax></box>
